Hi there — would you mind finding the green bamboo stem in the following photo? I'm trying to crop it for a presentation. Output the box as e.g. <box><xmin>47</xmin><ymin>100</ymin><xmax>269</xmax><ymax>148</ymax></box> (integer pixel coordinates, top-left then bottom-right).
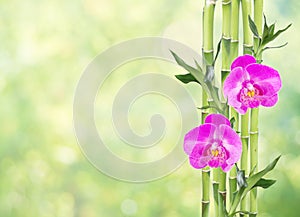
<box><xmin>202</xmin><ymin>1</ymin><xmax>216</xmax><ymax>216</ymax></box>
<box><xmin>250</xmin><ymin>1</ymin><xmax>263</xmax><ymax>216</ymax></box>
<box><xmin>202</xmin><ymin>92</ymin><xmax>210</xmax><ymax>217</ymax></box>
<box><xmin>250</xmin><ymin>108</ymin><xmax>259</xmax><ymax>217</ymax></box>
<box><xmin>219</xmin><ymin>1</ymin><xmax>232</xmax><ymax>216</ymax></box>
<box><xmin>221</xmin><ymin>0</ymin><xmax>232</xmax><ymax>84</ymax></box>
<box><xmin>241</xmin><ymin>0</ymin><xmax>253</xmax><ymax>55</ymax></box>
<box><xmin>213</xmin><ymin>170</ymin><xmax>219</xmax><ymax>217</ymax></box>
<box><xmin>240</xmin><ymin>111</ymin><xmax>249</xmax><ymax>216</ymax></box>
<box><xmin>254</xmin><ymin>0</ymin><xmax>263</xmax><ymax>62</ymax></box>
<box><xmin>229</xmin><ymin>0</ymin><xmax>240</xmax><ymax>206</ymax></box>
<box><xmin>241</xmin><ymin>1</ymin><xmax>252</xmax><ymax>216</ymax></box>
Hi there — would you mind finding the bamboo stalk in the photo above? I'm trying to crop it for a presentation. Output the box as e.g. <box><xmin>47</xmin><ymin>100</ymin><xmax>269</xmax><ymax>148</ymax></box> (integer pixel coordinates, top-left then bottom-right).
<box><xmin>202</xmin><ymin>92</ymin><xmax>210</xmax><ymax>217</ymax></box>
<box><xmin>241</xmin><ymin>0</ymin><xmax>253</xmax><ymax>55</ymax></box>
<box><xmin>219</xmin><ymin>1</ymin><xmax>232</xmax><ymax>216</ymax></box>
<box><xmin>250</xmin><ymin>1</ymin><xmax>263</xmax><ymax>216</ymax></box>
<box><xmin>249</xmin><ymin>108</ymin><xmax>259</xmax><ymax>217</ymax></box>
<box><xmin>202</xmin><ymin>1</ymin><xmax>216</xmax><ymax>216</ymax></box>
<box><xmin>240</xmin><ymin>1</ymin><xmax>252</xmax><ymax>216</ymax></box>
<box><xmin>229</xmin><ymin>0</ymin><xmax>240</xmax><ymax>206</ymax></box>
<box><xmin>240</xmin><ymin>111</ymin><xmax>249</xmax><ymax>216</ymax></box>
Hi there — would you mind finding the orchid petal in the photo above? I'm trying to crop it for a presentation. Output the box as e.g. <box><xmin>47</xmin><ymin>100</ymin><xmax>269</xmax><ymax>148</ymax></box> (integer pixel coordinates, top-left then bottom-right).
<box><xmin>261</xmin><ymin>94</ymin><xmax>279</xmax><ymax>107</ymax></box>
<box><xmin>231</xmin><ymin>54</ymin><xmax>256</xmax><ymax>71</ymax></box>
<box><xmin>219</xmin><ymin>125</ymin><xmax>242</xmax><ymax>167</ymax></box>
<box><xmin>246</xmin><ymin>64</ymin><xmax>282</xmax><ymax>93</ymax></box>
<box><xmin>205</xmin><ymin>114</ymin><xmax>231</xmax><ymax>127</ymax></box>
<box><xmin>224</xmin><ymin>67</ymin><xmax>248</xmax><ymax>98</ymax></box>
<box><xmin>183</xmin><ymin>124</ymin><xmax>216</xmax><ymax>155</ymax></box>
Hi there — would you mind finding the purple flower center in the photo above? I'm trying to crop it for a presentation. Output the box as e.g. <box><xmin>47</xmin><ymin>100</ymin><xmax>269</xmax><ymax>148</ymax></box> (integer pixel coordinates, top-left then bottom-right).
<box><xmin>238</xmin><ymin>81</ymin><xmax>263</xmax><ymax>108</ymax></box>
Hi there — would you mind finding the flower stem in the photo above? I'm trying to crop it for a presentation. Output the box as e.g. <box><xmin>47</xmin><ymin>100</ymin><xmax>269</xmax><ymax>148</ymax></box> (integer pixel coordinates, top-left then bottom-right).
<box><xmin>229</xmin><ymin>0</ymin><xmax>240</xmax><ymax>206</ymax></box>
<box><xmin>202</xmin><ymin>1</ymin><xmax>216</xmax><ymax>216</ymax></box>
<box><xmin>250</xmin><ymin>1</ymin><xmax>263</xmax><ymax>216</ymax></box>
<box><xmin>241</xmin><ymin>1</ymin><xmax>252</xmax><ymax>216</ymax></box>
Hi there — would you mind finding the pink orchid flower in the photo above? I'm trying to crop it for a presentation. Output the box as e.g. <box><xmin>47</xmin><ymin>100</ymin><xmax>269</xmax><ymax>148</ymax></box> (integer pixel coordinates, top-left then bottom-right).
<box><xmin>184</xmin><ymin>114</ymin><xmax>242</xmax><ymax>172</ymax></box>
<box><xmin>223</xmin><ymin>55</ymin><xmax>282</xmax><ymax>114</ymax></box>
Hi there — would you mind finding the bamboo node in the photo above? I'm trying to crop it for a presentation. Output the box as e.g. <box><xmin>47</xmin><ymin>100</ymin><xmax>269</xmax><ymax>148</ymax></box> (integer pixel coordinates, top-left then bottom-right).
<box><xmin>203</xmin><ymin>49</ymin><xmax>214</xmax><ymax>54</ymax></box>
<box><xmin>222</xmin><ymin>0</ymin><xmax>232</xmax><ymax>5</ymax></box>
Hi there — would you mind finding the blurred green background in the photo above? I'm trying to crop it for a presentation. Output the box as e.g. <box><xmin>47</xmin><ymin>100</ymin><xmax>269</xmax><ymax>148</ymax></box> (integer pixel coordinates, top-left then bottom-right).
<box><xmin>1</xmin><ymin>0</ymin><xmax>300</xmax><ymax>216</ymax></box>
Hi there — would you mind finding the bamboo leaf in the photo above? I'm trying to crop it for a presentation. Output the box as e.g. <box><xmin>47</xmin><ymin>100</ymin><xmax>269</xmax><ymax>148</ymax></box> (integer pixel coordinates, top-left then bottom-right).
<box><xmin>230</xmin><ymin>117</ymin><xmax>236</xmax><ymax>129</ymax></box>
<box><xmin>237</xmin><ymin>170</ymin><xmax>248</xmax><ymax>188</ymax></box>
<box><xmin>213</xmin><ymin>38</ymin><xmax>222</xmax><ymax>66</ymax></box>
<box><xmin>248</xmin><ymin>15</ymin><xmax>260</xmax><ymax>38</ymax></box>
<box><xmin>249</xmin><ymin>165</ymin><xmax>257</xmax><ymax>177</ymax></box>
<box><xmin>175</xmin><ymin>74</ymin><xmax>199</xmax><ymax>84</ymax></box>
<box><xmin>204</xmin><ymin>65</ymin><xmax>215</xmax><ymax>83</ymax></box>
<box><xmin>263</xmin><ymin>42</ymin><xmax>288</xmax><ymax>51</ymax></box>
<box><xmin>228</xmin><ymin>156</ymin><xmax>281</xmax><ymax>215</ymax></box>
<box><xmin>194</xmin><ymin>59</ymin><xmax>203</xmax><ymax>73</ymax></box>
<box><xmin>269</xmin><ymin>23</ymin><xmax>275</xmax><ymax>36</ymax></box>
<box><xmin>197</xmin><ymin>105</ymin><xmax>214</xmax><ymax>110</ymax></box>
<box><xmin>243</xmin><ymin>156</ymin><xmax>281</xmax><ymax>195</ymax></box>
<box><xmin>272</xmin><ymin>23</ymin><xmax>292</xmax><ymax>40</ymax></box>
<box><xmin>252</xmin><ymin>178</ymin><xmax>276</xmax><ymax>189</ymax></box>
<box><xmin>262</xmin><ymin>14</ymin><xmax>269</xmax><ymax>40</ymax></box>
<box><xmin>262</xmin><ymin>23</ymin><xmax>292</xmax><ymax>46</ymax></box>
<box><xmin>170</xmin><ymin>50</ymin><xmax>206</xmax><ymax>87</ymax></box>
<box><xmin>170</xmin><ymin>50</ymin><xmax>224</xmax><ymax>114</ymax></box>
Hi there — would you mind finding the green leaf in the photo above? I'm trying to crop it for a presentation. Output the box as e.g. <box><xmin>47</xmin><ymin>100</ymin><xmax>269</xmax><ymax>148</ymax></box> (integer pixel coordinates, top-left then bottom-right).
<box><xmin>175</xmin><ymin>73</ymin><xmax>199</xmax><ymax>84</ymax></box>
<box><xmin>269</xmin><ymin>23</ymin><xmax>275</xmax><ymax>36</ymax></box>
<box><xmin>197</xmin><ymin>106</ymin><xmax>212</xmax><ymax>110</ymax></box>
<box><xmin>248</xmin><ymin>15</ymin><xmax>260</xmax><ymax>38</ymax></box>
<box><xmin>272</xmin><ymin>23</ymin><xmax>292</xmax><ymax>40</ymax></box>
<box><xmin>249</xmin><ymin>165</ymin><xmax>257</xmax><ymax>177</ymax></box>
<box><xmin>228</xmin><ymin>156</ymin><xmax>281</xmax><ymax>215</ymax></box>
<box><xmin>194</xmin><ymin>59</ymin><xmax>203</xmax><ymax>73</ymax></box>
<box><xmin>262</xmin><ymin>23</ymin><xmax>292</xmax><ymax>46</ymax></box>
<box><xmin>262</xmin><ymin>42</ymin><xmax>288</xmax><ymax>51</ymax></box>
<box><xmin>252</xmin><ymin>178</ymin><xmax>276</xmax><ymax>189</ymax></box>
<box><xmin>237</xmin><ymin>170</ymin><xmax>248</xmax><ymax>188</ymax></box>
<box><xmin>262</xmin><ymin>14</ymin><xmax>269</xmax><ymax>40</ymax></box>
<box><xmin>204</xmin><ymin>65</ymin><xmax>215</xmax><ymax>83</ymax></box>
<box><xmin>245</xmin><ymin>155</ymin><xmax>281</xmax><ymax>192</ymax></box>
<box><xmin>230</xmin><ymin>117</ymin><xmax>235</xmax><ymax>129</ymax></box>
<box><xmin>223</xmin><ymin>37</ymin><xmax>231</xmax><ymax>56</ymax></box>
<box><xmin>170</xmin><ymin>50</ymin><xmax>224</xmax><ymax>114</ymax></box>
<box><xmin>213</xmin><ymin>38</ymin><xmax>222</xmax><ymax>66</ymax></box>
<box><xmin>170</xmin><ymin>50</ymin><xmax>205</xmax><ymax>85</ymax></box>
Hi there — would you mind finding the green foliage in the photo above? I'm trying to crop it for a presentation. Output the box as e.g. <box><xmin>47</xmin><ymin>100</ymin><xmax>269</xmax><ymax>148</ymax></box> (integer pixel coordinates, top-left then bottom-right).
<box><xmin>252</xmin><ymin>178</ymin><xmax>277</xmax><ymax>189</ymax></box>
<box><xmin>248</xmin><ymin>15</ymin><xmax>292</xmax><ymax>61</ymax></box>
<box><xmin>171</xmin><ymin>51</ymin><xmax>225</xmax><ymax>114</ymax></box>
<box><xmin>228</xmin><ymin>156</ymin><xmax>281</xmax><ymax>215</ymax></box>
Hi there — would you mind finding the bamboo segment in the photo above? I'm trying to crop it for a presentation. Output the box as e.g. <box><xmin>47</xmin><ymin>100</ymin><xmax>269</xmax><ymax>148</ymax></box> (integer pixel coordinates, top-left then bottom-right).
<box><xmin>250</xmin><ymin>108</ymin><xmax>259</xmax><ymax>217</ymax></box>
<box><xmin>250</xmin><ymin>1</ymin><xmax>263</xmax><ymax>216</ymax></box>
<box><xmin>241</xmin><ymin>111</ymin><xmax>250</xmax><ymax>217</ymax></box>
<box><xmin>241</xmin><ymin>1</ymin><xmax>252</xmax><ymax>216</ymax></box>
<box><xmin>229</xmin><ymin>0</ymin><xmax>240</xmax><ymax>205</ymax></box>
<box><xmin>220</xmin><ymin>1</ymin><xmax>232</xmax><ymax>215</ymax></box>
<box><xmin>241</xmin><ymin>0</ymin><xmax>253</xmax><ymax>54</ymax></box>
<box><xmin>201</xmin><ymin>1</ymin><xmax>216</xmax><ymax>216</ymax></box>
